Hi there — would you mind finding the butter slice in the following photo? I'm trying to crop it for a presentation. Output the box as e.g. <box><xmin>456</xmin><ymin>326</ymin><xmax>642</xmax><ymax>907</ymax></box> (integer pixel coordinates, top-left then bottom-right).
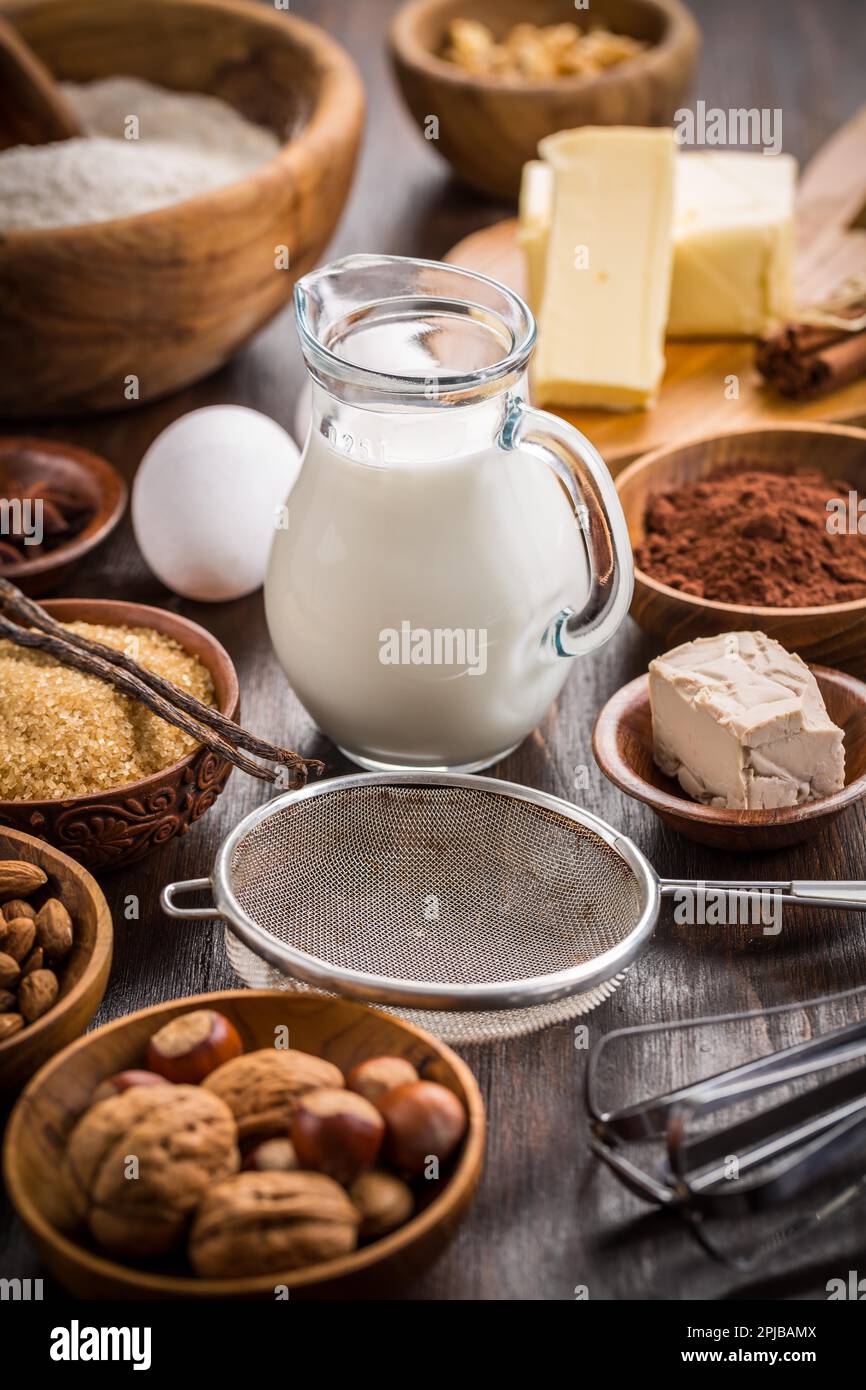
<box><xmin>649</xmin><ymin>632</ymin><xmax>845</xmax><ymax>810</ymax></box>
<box><xmin>668</xmin><ymin>152</ymin><xmax>797</xmax><ymax>337</ymax></box>
<box><xmin>517</xmin><ymin>159</ymin><xmax>553</xmax><ymax>316</ymax></box>
<box><xmin>531</xmin><ymin>127</ymin><xmax>675</xmax><ymax>411</ymax></box>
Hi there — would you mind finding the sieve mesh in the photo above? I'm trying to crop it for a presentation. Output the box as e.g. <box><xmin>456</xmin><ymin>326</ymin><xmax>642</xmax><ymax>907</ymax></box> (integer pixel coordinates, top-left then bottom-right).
<box><xmin>226</xmin><ymin>783</ymin><xmax>643</xmax><ymax>991</ymax></box>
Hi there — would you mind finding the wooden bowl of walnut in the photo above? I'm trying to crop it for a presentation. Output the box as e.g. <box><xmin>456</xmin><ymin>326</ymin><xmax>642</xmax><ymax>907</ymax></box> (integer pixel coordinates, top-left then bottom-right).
<box><xmin>389</xmin><ymin>0</ymin><xmax>699</xmax><ymax>199</ymax></box>
<box><xmin>0</xmin><ymin>825</ymin><xmax>112</xmax><ymax>1099</ymax></box>
<box><xmin>4</xmin><ymin>990</ymin><xmax>486</xmax><ymax>1299</ymax></box>
<box><xmin>0</xmin><ymin>0</ymin><xmax>364</xmax><ymax>415</ymax></box>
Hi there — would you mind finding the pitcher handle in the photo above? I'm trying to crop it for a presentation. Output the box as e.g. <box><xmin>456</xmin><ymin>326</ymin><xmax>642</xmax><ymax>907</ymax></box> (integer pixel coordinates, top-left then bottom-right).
<box><xmin>500</xmin><ymin>397</ymin><xmax>634</xmax><ymax>658</ymax></box>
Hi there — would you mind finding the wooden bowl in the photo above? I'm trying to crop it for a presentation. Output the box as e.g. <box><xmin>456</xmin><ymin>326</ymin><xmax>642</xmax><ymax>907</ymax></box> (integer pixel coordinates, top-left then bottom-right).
<box><xmin>4</xmin><ymin>989</ymin><xmax>486</xmax><ymax>1299</ymax></box>
<box><xmin>389</xmin><ymin>0</ymin><xmax>699</xmax><ymax>199</ymax></box>
<box><xmin>593</xmin><ymin>667</ymin><xmax>866</xmax><ymax>850</ymax></box>
<box><xmin>0</xmin><ymin>824</ymin><xmax>112</xmax><ymax>1099</ymax></box>
<box><xmin>0</xmin><ymin>437</ymin><xmax>126</xmax><ymax>596</ymax></box>
<box><xmin>617</xmin><ymin>423</ymin><xmax>866</xmax><ymax>679</ymax></box>
<box><xmin>0</xmin><ymin>598</ymin><xmax>239</xmax><ymax>871</ymax></box>
<box><xmin>0</xmin><ymin>0</ymin><xmax>365</xmax><ymax>416</ymax></box>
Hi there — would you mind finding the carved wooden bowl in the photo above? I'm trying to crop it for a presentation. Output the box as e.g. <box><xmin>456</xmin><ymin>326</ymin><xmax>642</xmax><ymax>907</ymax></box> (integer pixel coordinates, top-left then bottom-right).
<box><xmin>0</xmin><ymin>0</ymin><xmax>365</xmax><ymax>415</ymax></box>
<box><xmin>4</xmin><ymin>990</ymin><xmax>486</xmax><ymax>1299</ymax></box>
<box><xmin>0</xmin><ymin>599</ymin><xmax>239</xmax><ymax>872</ymax></box>
<box><xmin>0</xmin><ymin>824</ymin><xmax>112</xmax><ymax>1099</ymax></box>
<box><xmin>593</xmin><ymin>666</ymin><xmax>866</xmax><ymax>850</ymax></box>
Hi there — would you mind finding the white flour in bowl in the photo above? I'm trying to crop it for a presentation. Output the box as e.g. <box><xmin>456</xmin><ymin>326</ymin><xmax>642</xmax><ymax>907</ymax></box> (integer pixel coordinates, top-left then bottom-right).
<box><xmin>0</xmin><ymin>76</ymin><xmax>281</xmax><ymax>230</ymax></box>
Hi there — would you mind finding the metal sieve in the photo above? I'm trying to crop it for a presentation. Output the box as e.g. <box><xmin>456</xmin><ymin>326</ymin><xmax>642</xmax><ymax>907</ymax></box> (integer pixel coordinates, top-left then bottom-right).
<box><xmin>162</xmin><ymin>772</ymin><xmax>866</xmax><ymax>1044</ymax></box>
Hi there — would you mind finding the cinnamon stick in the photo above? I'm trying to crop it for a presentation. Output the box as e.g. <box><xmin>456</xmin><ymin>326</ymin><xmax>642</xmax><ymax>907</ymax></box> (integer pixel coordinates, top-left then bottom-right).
<box><xmin>756</xmin><ymin>301</ymin><xmax>866</xmax><ymax>399</ymax></box>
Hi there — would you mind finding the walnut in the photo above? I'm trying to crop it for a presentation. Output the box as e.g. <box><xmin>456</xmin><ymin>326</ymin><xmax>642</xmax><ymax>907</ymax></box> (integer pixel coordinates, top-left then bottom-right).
<box><xmin>202</xmin><ymin>1048</ymin><xmax>343</xmax><ymax>1142</ymax></box>
<box><xmin>189</xmin><ymin>1171</ymin><xmax>359</xmax><ymax>1277</ymax></box>
<box><xmin>65</xmin><ymin>1083</ymin><xmax>240</xmax><ymax>1257</ymax></box>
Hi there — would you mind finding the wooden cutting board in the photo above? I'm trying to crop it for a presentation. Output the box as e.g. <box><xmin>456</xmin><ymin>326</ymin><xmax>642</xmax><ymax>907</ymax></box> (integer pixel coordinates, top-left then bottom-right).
<box><xmin>445</xmin><ymin>106</ymin><xmax>866</xmax><ymax>471</ymax></box>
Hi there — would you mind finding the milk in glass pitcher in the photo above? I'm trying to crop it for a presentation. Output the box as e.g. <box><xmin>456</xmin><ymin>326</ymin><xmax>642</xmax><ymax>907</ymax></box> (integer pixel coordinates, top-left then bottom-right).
<box><xmin>265</xmin><ymin>255</ymin><xmax>633</xmax><ymax>771</ymax></box>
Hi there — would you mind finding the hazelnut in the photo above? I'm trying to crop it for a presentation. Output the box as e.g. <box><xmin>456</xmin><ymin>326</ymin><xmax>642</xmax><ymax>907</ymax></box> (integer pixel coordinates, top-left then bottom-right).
<box><xmin>349</xmin><ymin>1170</ymin><xmax>414</xmax><ymax>1237</ymax></box>
<box><xmin>0</xmin><ymin>952</ymin><xmax>21</xmax><ymax>991</ymax></box>
<box><xmin>34</xmin><ymin>899</ymin><xmax>74</xmax><ymax>964</ymax></box>
<box><xmin>203</xmin><ymin>1048</ymin><xmax>343</xmax><ymax>1142</ymax></box>
<box><xmin>1</xmin><ymin>917</ymin><xmax>36</xmax><ymax>963</ymax></box>
<box><xmin>0</xmin><ymin>988</ymin><xmax>16</xmax><ymax>1012</ymax></box>
<box><xmin>347</xmin><ymin>1055</ymin><xmax>419</xmax><ymax>1105</ymax></box>
<box><xmin>242</xmin><ymin>1137</ymin><xmax>300</xmax><ymax>1173</ymax></box>
<box><xmin>18</xmin><ymin>968</ymin><xmax>59</xmax><ymax>1022</ymax></box>
<box><xmin>147</xmin><ymin>1009</ymin><xmax>243</xmax><ymax>1084</ymax></box>
<box><xmin>91</xmin><ymin>1070</ymin><xmax>168</xmax><ymax>1105</ymax></box>
<box><xmin>291</xmin><ymin>1088</ymin><xmax>384</xmax><ymax>1184</ymax></box>
<box><xmin>65</xmin><ymin>1084</ymin><xmax>240</xmax><ymax>1257</ymax></box>
<box><xmin>189</xmin><ymin>1171</ymin><xmax>359</xmax><ymax>1278</ymax></box>
<box><xmin>377</xmin><ymin>1081</ymin><xmax>467</xmax><ymax>1176</ymax></box>
<box><xmin>2</xmin><ymin>899</ymin><xmax>36</xmax><ymax>923</ymax></box>
<box><xmin>0</xmin><ymin>1013</ymin><xmax>24</xmax><ymax>1040</ymax></box>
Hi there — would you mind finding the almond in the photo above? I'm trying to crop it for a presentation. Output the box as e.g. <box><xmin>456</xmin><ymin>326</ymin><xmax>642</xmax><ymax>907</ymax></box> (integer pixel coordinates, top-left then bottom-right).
<box><xmin>2</xmin><ymin>899</ymin><xmax>37</xmax><ymax>924</ymax></box>
<box><xmin>0</xmin><ymin>952</ymin><xmax>21</xmax><ymax>991</ymax></box>
<box><xmin>35</xmin><ymin>899</ymin><xmax>73</xmax><ymax>963</ymax></box>
<box><xmin>0</xmin><ymin>861</ymin><xmax>47</xmax><ymax>902</ymax></box>
<box><xmin>0</xmin><ymin>1013</ymin><xmax>24</xmax><ymax>1040</ymax></box>
<box><xmin>2</xmin><ymin>917</ymin><xmax>36</xmax><ymax>963</ymax></box>
<box><xmin>20</xmin><ymin>946</ymin><xmax>43</xmax><ymax>978</ymax></box>
<box><xmin>18</xmin><ymin>968</ymin><xmax>58</xmax><ymax>1023</ymax></box>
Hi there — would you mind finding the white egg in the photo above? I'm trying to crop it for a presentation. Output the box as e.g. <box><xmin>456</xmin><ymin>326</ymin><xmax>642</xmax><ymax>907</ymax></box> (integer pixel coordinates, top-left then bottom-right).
<box><xmin>132</xmin><ymin>405</ymin><xmax>301</xmax><ymax>602</ymax></box>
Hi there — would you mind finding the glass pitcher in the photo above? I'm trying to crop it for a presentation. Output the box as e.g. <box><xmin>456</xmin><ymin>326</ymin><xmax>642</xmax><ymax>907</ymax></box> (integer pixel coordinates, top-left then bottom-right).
<box><xmin>265</xmin><ymin>255</ymin><xmax>633</xmax><ymax>772</ymax></box>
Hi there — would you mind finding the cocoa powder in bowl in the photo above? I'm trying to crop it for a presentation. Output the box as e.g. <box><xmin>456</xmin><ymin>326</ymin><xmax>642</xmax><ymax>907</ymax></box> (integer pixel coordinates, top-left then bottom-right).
<box><xmin>636</xmin><ymin>467</ymin><xmax>866</xmax><ymax>607</ymax></box>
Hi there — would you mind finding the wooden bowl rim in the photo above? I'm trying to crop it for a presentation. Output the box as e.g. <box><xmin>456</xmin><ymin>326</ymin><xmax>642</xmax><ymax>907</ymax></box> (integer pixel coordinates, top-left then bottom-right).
<box><xmin>593</xmin><ymin>665</ymin><xmax>866</xmax><ymax>828</ymax></box>
<box><xmin>389</xmin><ymin>0</ymin><xmax>699</xmax><ymax>95</ymax></box>
<box><xmin>0</xmin><ymin>824</ymin><xmax>112</xmax><ymax>1061</ymax></box>
<box><xmin>0</xmin><ymin>436</ymin><xmax>127</xmax><ymax>580</ymax></box>
<box><xmin>0</xmin><ymin>597</ymin><xmax>240</xmax><ymax>812</ymax></box>
<box><xmin>3</xmin><ymin>989</ymin><xmax>486</xmax><ymax>1296</ymax></box>
<box><xmin>1</xmin><ymin>0</ymin><xmax>365</xmax><ymax>243</ymax></box>
<box><xmin>617</xmin><ymin>421</ymin><xmax>866</xmax><ymax>618</ymax></box>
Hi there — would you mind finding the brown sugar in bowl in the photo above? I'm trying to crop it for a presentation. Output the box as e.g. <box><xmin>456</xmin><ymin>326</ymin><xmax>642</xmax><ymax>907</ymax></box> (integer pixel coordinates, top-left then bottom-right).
<box><xmin>0</xmin><ymin>0</ymin><xmax>365</xmax><ymax>416</ymax></box>
<box><xmin>0</xmin><ymin>599</ymin><xmax>239</xmax><ymax>872</ymax></box>
<box><xmin>616</xmin><ymin>423</ymin><xmax>866</xmax><ymax>680</ymax></box>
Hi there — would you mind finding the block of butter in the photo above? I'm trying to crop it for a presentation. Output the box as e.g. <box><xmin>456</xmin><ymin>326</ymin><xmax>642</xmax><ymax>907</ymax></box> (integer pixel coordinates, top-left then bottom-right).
<box><xmin>517</xmin><ymin>159</ymin><xmax>551</xmax><ymax>317</ymax></box>
<box><xmin>649</xmin><ymin>632</ymin><xmax>845</xmax><ymax>810</ymax></box>
<box><xmin>530</xmin><ymin>127</ymin><xmax>675</xmax><ymax>411</ymax></box>
<box><xmin>519</xmin><ymin>146</ymin><xmax>798</xmax><ymax>345</ymax></box>
<box><xmin>668</xmin><ymin>152</ymin><xmax>797</xmax><ymax>337</ymax></box>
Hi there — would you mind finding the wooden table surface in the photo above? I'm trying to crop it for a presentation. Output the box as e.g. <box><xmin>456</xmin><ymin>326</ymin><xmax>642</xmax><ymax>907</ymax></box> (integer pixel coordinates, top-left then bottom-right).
<box><xmin>3</xmin><ymin>0</ymin><xmax>866</xmax><ymax>1301</ymax></box>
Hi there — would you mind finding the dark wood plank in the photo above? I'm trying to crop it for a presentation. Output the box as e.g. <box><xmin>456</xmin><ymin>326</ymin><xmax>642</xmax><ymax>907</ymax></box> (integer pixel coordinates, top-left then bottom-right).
<box><xmin>2</xmin><ymin>0</ymin><xmax>866</xmax><ymax>1301</ymax></box>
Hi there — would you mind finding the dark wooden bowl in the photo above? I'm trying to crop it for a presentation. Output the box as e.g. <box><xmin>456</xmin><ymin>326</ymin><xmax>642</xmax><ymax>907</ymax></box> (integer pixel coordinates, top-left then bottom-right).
<box><xmin>0</xmin><ymin>437</ymin><xmax>126</xmax><ymax>596</ymax></box>
<box><xmin>617</xmin><ymin>423</ymin><xmax>866</xmax><ymax>678</ymax></box>
<box><xmin>0</xmin><ymin>0</ymin><xmax>365</xmax><ymax>416</ymax></box>
<box><xmin>3</xmin><ymin>990</ymin><xmax>486</xmax><ymax>1299</ymax></box>
<box><xmin>0</xmin><ymin>599</ymin><xmax>239</xmax><ymax>871</ymax></box>
<box><xmin>0</xmin><ymin>824</ymin><xmax>112</xmax><ymax>1100</ymax></box>
<box><xmin>389</xmin><ymin>0</ymin><xmax>699</xmax><ymax>199</ymax></box>
<box><xmin>593</xmin><ymin>667</ymin><xmax>866</xmax><ymax>851</ymax></box>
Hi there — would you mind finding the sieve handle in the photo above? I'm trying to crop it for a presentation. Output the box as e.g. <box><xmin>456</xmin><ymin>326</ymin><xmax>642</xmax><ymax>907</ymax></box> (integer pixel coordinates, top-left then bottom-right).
<box><xmin>660</xmin><ymin>880</ymin><xmax>866</xmax><ymax>911</ymax></box>
<box><xmin>499</xmin><ymin>397</ymin><xmax>634</xmax><ymax>657</ymax></box>
<box><xmin>161</xmin><ymin>878</ymin><xmax>222</xmax><ymax>921</ymax></box>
